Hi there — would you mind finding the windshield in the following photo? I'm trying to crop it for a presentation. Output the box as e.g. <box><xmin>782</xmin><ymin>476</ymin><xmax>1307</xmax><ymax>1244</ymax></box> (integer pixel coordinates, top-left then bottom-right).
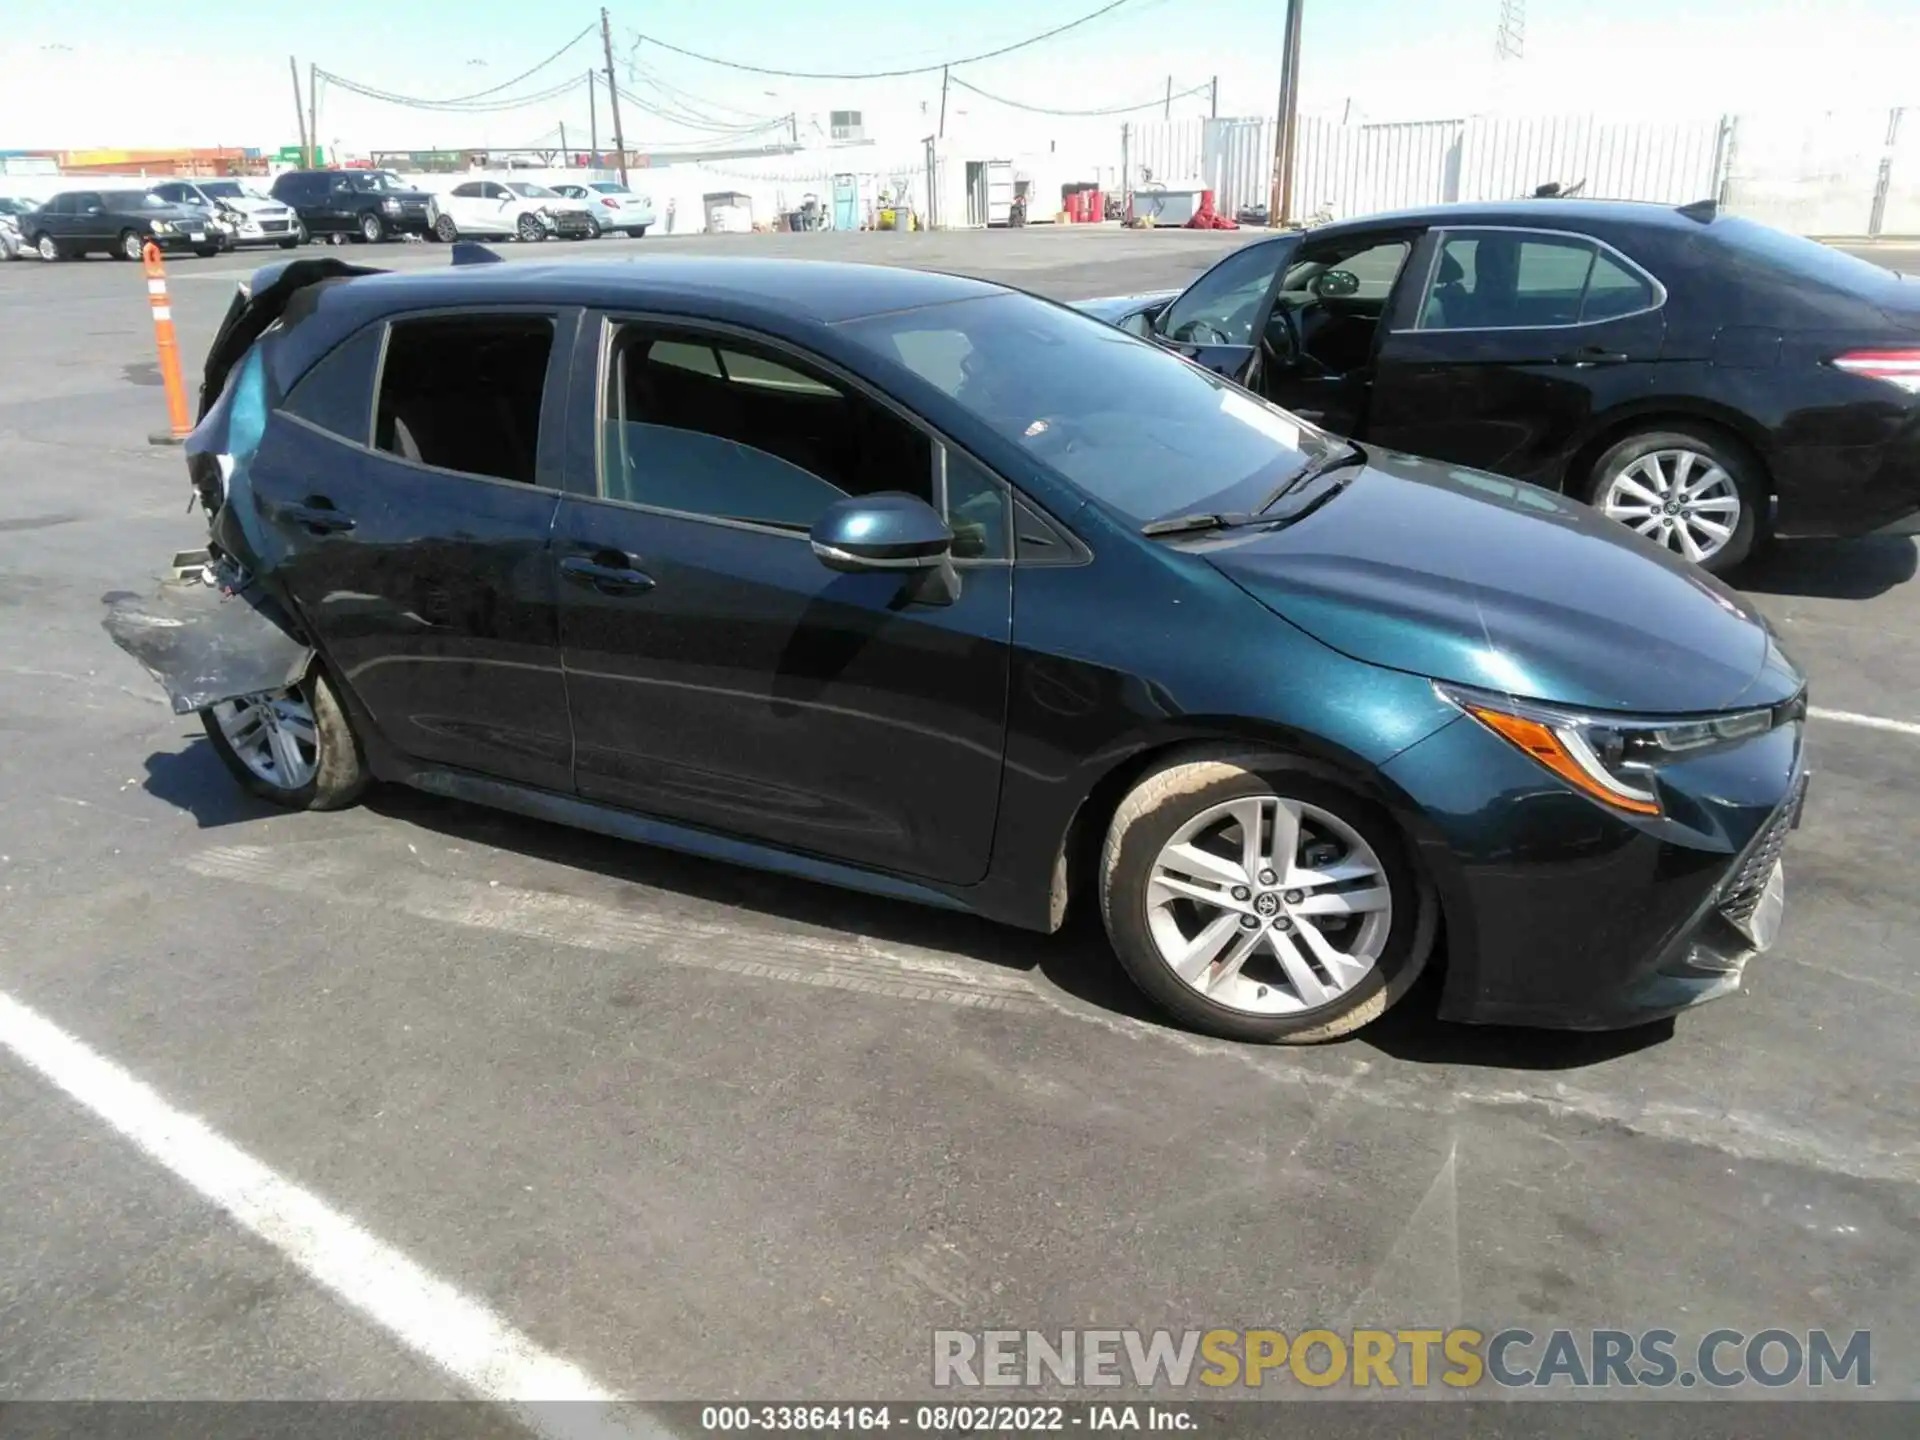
<box><xmin>105</xmin><ymin>192</ymin><xmax>173</xmax><ymax>209</ymax></box>
<box><xmin>350</xmin><ymin>172</ymin><xmax>408</xmax><ymax>193</ymax></box>
<box><xmin>507</xmin><ymin>183</ymin><xmax>558</xmax><ymax>199</ymax></box>
<box><xmin>0</xmin><ymin>198</ymin><xmax>28</xmax><ymax>216</ymax></box>
<box><xmin>200</xmin><ymin>180</ymin><xmax>270</xmax><ymax>202</ymax></box>
<box><xmin>843</xmin><ymin>291</ymin><xmax>1325</xmax><ymax>527</ymax></box>
<box><xmin>1703</xmin><ymin>216</ymin><xmax>1907</xmax><ymax>295</ymax></box>
<box><xmin>589</xmin><ymin>182</ymin><xmax>630</xmax><ymax>195</ymax></box>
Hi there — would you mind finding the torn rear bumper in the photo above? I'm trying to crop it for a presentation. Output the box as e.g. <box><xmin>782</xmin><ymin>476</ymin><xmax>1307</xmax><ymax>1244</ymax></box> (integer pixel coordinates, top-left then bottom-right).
<box><xmin>102</xmin><ymin>572</ymin><xmax>313</xmax><ymax>715</ymax></box>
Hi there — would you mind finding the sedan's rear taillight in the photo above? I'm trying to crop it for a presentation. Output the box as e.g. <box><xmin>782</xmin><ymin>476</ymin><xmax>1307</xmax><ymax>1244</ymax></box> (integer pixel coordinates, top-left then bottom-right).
<box><xmin>600</xmin><ymin>197</ymin><xmax>619</xmax><ymax>208</ymax></box>
<box><xmin>1833</xmin><ymin>348</ymin><xmax>1920</xmax><ymax>394</ymax></box>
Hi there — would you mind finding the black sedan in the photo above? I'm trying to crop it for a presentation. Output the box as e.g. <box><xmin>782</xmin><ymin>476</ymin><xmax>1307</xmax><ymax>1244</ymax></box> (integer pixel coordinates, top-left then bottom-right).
<box><xmin>24</xmin><ymin>188</ymin><xmax>221</xmax><ymax>261</ymax></box>
<box><xmin>1078</xmin><ymin>199</ymin><xmax>1920</xmax><ymax>573</ymax></box>
<box><xmin>105</xmin><ymin>251</ymin><xmax>1808</xmax><ymax>1044</ymax></box>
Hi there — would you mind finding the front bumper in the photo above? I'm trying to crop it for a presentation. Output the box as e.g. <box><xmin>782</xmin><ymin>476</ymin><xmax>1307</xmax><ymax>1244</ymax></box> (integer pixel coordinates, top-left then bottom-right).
<box><xmin>1383</xmin><ymin>710</ymin><xmax>1808</xmax><ymax>1030</ymax></box>
<box><xmin>148</xmin><ymin>229</ymin><xmax>210</xmax><ymax>252</ymax></box>
<box><xmin>220</xmin><ymin>216</ymin><xmax>301</xmax><ymax>247</ymax></box>
<box><xmin>544</xmin><ymin>209</ymin><xmax>595</xmax><ymax>237</ymax></box>
<box><xmin>383</xmin><ymin>203</ymin><xmax>436</xmax><ymax>235</ymax></box>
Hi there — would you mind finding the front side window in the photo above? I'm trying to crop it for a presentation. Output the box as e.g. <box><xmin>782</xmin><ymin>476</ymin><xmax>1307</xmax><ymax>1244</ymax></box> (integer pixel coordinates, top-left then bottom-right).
<box><xmin>1156</xmin><ymin>238</ymin><xmax>1289</xmax><ymax>346</ymax></box>
<box><xmin>1419</xmin><ymin>230</ymin><xmax>1659</xmax><ymax>330</ymax></box>
<box><xmin>845</xmin><ymin>291</ymin><xmax>1323</xmax><ymax>528</ymax></box>
<box><xmin>374</xmin><ymin>315</ymin><xmax>554</xmax><ymax>483</ymax></box>
<box><xmin>601</xmin><ymin>326</ymin><xmax>936</xmax><ymax>535</ymax></box>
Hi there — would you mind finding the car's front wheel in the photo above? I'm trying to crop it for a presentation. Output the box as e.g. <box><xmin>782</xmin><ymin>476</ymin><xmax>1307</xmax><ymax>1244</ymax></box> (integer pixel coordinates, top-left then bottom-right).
<box><xmin>1587</xmin><ymin>426</ymin><xmax>1762</xmax><ymax>573</ymax></box>
<box><xmin>1100</xmin><ymin>755</ymin><xmax>1432</xmax><ymax>1043</ymax></box>
<box><xmin>359</xmin><ymin>211</ymin><xmax>385</xmax><ymax>243</ymax></box>
<box><xmin>516</xmin><ymin>213</ymin><xmax>544</xmax><ymax>242</ymax></box>
<box><xmin>584</xmin><ymin>215</ymin><xmax>602</xmax><ymax>239</ymax></box>
<box><xmin>34</xmin><ymin>233</ymin><xmax>62</xmax><ymax>261</ymax></box>
<box><xmin>201</xmin><ymin>669</ymin><xmax>369</xmax><ymax>811</ymax></box>
<box><xmin>119</xmin><ymin>229</ymin><xmax>145</xmax><ymax>262</ymax></box>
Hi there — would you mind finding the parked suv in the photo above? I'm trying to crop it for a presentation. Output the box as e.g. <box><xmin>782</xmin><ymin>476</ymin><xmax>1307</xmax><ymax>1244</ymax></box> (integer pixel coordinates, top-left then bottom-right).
<box><xmin>151</xmin><ymin>178</ymin><xmax>303</xmax><ymax>250</ymax></box>
<box><xmin>269</xmin><ymin>169</ymin><xmax>438</xmax><ymax>243</ymax></box>
<box><xmin>25</xmin><ymin>189</ymin><xmax>220</xmax><ymax>261</ymax></box>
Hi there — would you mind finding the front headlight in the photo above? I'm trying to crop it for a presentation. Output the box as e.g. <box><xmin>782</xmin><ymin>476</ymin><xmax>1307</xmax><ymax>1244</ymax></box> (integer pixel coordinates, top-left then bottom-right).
<box><xmin>1436</xmin><ymin>683</ymin><xmax>1782</xmax><ymax>817</ymax></box>
<box><xmin>383</xmin><ymin>197</ymin><xmax>402</xmax><ymax>212</ymax></box>
<box><xmin>149</xmin><ymin>219</ymin><xmax>173</xmax><ymax>234</ymax></box>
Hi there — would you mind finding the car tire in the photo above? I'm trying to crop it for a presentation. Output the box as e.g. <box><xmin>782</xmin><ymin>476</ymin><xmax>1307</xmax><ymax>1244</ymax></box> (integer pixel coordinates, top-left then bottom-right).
<box><xmin>1099</xmin><ymin>753</ymin><xmax>1433</xmax><ymax>1044</ymax></box>
<box><xmin>193</xmin><ymin>244</ymin><xmax>220</xmax><ymax>258</ymax></box>
<box><xmin>279</xmin><ymin>236</ymin><xmax>302</xmax><ymax>249</ymax></box>
<box><xmin>34</xmin><ymin>233</ymin><xmax>62</xmax><ymax>262</ymax></box>
<box><xmin>633</xmin><ymin>224</ymin><xmax>648</xmax><ymax>239</ymax></box>
<box><xmin>1585</xmin><ymin>426</ymin><xmax>1763</xmax><ymax>574</ymax></box>
<box><xmin>201</xmin><ymin>667</ymin><xmax>369</xmax><ymax>812</ymax></box>
<box><xmin>118</xmin><ymin>229</ymin><xmax>145</xmax><ymax>262</ymax></box>
<box><xmin>584</xmin><ymin>215</ymin><xmax>602</xmax><ymax>239</ymax></box>
<box><xmin>359</xmin><ymin>211</ymin><xmax>385</xmax><ymax>243</ymax></box>
<box><xmin>516</xmin><ymin>213</ymin><xmax>544</xmax><ymax>243</ymax></box>
<box><xmin>433</xmin><ymin>214</ymin><xmax>458</xmax><ymax>243</ymax></box>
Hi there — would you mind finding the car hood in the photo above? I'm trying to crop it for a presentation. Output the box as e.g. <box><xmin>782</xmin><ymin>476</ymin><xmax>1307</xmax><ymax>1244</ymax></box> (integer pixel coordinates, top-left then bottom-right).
<box><xmin>1068</xmin><ymin>289</ymin><xmax>1181</xmax><ymax>325</ymax></box>
<box><xmin>1196</xmin><ymin>449</ymin><xmax>1798</xmax><ymax>715</ymax></box>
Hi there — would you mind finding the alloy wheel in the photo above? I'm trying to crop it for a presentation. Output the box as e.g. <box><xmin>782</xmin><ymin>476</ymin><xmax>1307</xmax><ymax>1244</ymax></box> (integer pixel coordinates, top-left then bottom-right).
<box><xmin>1600</xmin><ymin>448</ymin><xmax>1741</xmax><ymax>565</ymax></box>
<box><xmin>122</xmin><ymin>230</ymin><xmax>144</xmax><ymax>261</ymax></box>
<box><xmin>517</xmin><ymin>214</ymin><xmax>543</xmax><ymax>242</ymax></box>
<box><xmin>360</xmin><ymin>213</ymin><xmax>383</xmax><ymax>242</ymax></box>
<box><xmin>209</xmin><ymin>690</ymin><xmax>319</xmax><ymax>791</ymax></box>
<box><xmin>1144</xmin><ymin>795</ymin><xmax>1392</xmax><ymax>1016</ymax></box>
<box><xmin>37</xmin><ymin>234</ymin><xmax>58</xmax><ymax>261</ymax></box>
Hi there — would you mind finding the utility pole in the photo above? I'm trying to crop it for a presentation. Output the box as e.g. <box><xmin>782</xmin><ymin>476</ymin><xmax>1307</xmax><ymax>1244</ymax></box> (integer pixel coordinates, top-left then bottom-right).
<box><xmin>1210</xmin><ymin>76</ymin><xmax>1218</xmax><ymax>119</ymax></box>
<box><xmin>588</xmin><ymin>70</ymin><xmax>599</xmax><ymax>166</ymax></box>
<box><xmin>600</xmin><ymin>7</ymin><xmax>628</xmax><ymax>185</ymax></box>
<box><xmin>289</xmin><ymin>57</ymin><xmax>309</xmax><ymax>167</ymax></box>
<box><xmin>938</xmin><ymin>65</ymin><xmax>950</xmax><ymax>140</ymax></box>
<box><xmin>1164</xmin><ymin>76</ymin><xmax>1172</xmax><ymax>120</ymax></box>
<box><xmin>1266</xmin><ymin>0</ymin><xmax>1303</xmax><ymax>226</ymax></box>
<box><xmin>559</xmin><ymin>120</ymin><xmax>568</xmax><ymax>164</ymax></box>
<box><xmin>308</xmin><ymin>61</ymin><xmax>320</xmax><ymax>168</ymax></box>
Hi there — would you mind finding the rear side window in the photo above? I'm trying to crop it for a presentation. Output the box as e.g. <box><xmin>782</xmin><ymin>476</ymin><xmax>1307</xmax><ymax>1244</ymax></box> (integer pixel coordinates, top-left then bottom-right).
<box><xmin>1420</xmin><ymin>230</ymin><xmax>1657</xmax><ymax>329</ymax></box>
<box><xmin>283</xmin><ymin>325</ymin><xmax>384</xmax><ymax>444</ymax></box>
<box><xmin>374</xmin><ymin>315</ymin><xmax>553</xmax><ymax>484</ymax></box>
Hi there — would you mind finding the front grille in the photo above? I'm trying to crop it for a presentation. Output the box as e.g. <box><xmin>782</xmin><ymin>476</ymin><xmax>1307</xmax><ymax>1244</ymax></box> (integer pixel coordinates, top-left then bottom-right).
<box><xmin>1718</xmin><ymin>773</ymin><xmax>1806</xmax><ymax>924</ymax></box>
<box><xmin>259</xmin><ymin>219</ymin><xmax>290</xmax><ymax>232</ymax></box>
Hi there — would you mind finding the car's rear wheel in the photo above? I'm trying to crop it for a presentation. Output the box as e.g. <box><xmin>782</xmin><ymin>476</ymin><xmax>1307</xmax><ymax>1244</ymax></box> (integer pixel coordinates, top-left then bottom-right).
<box><xmin>632</xmin><ymin>224</ymin><xmax>648</xmax><ymax>238</ymax></box>
<box><xmin>34</xmin><ymin>233</ymin><xmax>62</xmax><ymax>261</ymax></box>
<box><xmin>1587</xmin><ymin>426</ymin><xmax>1762</xmax><ymax>573</ymax></box>
<box><xmin>201</xmin><ymin>669</ymin><xmax>369</xmax><ymax>812</ymax></box>
<box><xmin>118</xmin><ymin>229</ymin><xmax>144</xmax><ymax>261</ymax></box>
<box><xmin>359</xmin><ymin>211</ymin><xmax>385</xmax><ymax>243</ymax></box>
<box><xmin>1100</xmin><ymin>755</ymin><xmax>1432</xmax><ymax>1043</ymax></box>
<box><xmin>516</xmin><ymin>213</ymin><xmax>544</xmax><ymax>242</ymax></box>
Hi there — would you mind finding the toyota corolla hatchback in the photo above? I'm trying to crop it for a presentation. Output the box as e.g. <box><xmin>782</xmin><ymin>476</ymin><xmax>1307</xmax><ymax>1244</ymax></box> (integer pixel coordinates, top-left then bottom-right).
<box><xmin>105</xmin><ymin>250</ymin><xmax>1810</xmax><ymax>1044</ymax></box>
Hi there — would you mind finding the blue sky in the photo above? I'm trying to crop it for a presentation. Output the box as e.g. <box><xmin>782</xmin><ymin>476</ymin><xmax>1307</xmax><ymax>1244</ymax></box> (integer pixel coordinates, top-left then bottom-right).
<box><xmin>3</xmin><ymin>0</ymin><xmax>1917</xmax><ymax>154</ymax></box>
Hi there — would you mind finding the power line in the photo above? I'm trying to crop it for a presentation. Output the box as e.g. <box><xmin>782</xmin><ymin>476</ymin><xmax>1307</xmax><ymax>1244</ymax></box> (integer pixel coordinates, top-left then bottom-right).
<box><xmin>317</xmin><ymin>70</ymin><xmax>589</xmax><ymax>113</ymax></box>
<box><xmin>315</xmin><ymin>23</ymin><xmax>597</xmax><ymax>109</ymax></box>
<box><xmin>634</xmin><ymin>0</ymin><xmax>1144</xmax><ymax>80</ymax></box>
<box><xmin>949</xmin><ymin>73</ymin><xmax>1210</xmax><ymax>117</ymax></box>
<box><xmin>613</xmin><ymin>81</ymin><xmax>792</xmax><ymax>138</ymax></box>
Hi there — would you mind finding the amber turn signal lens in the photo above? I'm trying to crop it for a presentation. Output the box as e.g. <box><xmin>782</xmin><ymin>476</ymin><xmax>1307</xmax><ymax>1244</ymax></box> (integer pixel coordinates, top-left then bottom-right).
<box><xmin>1466</xmin><ymin>705</ymin><xmax>1662</xmax><ymax>816</ymax></box>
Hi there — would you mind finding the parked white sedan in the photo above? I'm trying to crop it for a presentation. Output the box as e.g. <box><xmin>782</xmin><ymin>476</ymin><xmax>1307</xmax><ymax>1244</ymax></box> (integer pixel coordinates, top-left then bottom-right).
<box><xmin>551</xmin><ymin>181</ymin><xmax>655</xmax><ymax>237</ymax></box>
<box><xmin>431</xmin><ymin>180</ymin><xmax>553</xmax><ymax>243</ymax></box>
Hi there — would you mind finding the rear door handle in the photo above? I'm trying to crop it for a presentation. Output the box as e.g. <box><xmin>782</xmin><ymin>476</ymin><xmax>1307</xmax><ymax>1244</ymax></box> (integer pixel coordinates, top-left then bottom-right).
<box><xmin>278</xmin><ymin>499</ymin><xmax>356</xmax><ymax>533</ymax></box>
<box><xmin>561</xmin><ymin>553</ymin><xmax>655</xmax><ymax>595</ymax></box>
<box><xmin>1562</xmin><ymin>346</ymin><xmax>1629</xmax><ymax>367</ymax></box>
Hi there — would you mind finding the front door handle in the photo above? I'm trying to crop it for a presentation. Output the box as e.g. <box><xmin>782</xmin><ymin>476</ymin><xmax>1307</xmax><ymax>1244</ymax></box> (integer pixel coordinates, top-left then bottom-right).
<box><xmin>278</xmin><ymin>498</ymin><xmax>356</xmax><ymax>533</ymax></box>
<box><xmin>561</xmin><ymin>553</ymin><xmax>656</xmax><ymax>595</ymax></box>
<box><xmin>1562</xmin><ymin>345</ymin><xmax>1630</xmax><ymax>367</ymax></box>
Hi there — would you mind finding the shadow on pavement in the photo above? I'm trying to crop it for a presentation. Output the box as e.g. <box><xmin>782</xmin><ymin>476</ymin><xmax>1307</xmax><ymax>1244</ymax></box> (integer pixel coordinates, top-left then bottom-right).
<box><xmin>141</xmin><ymin>740</ymin><xmax>283</xmax><ymax>829</ymax></box>
<box><xmin>1735</xmin><ymin>535</ymin><xmax>1917</xmax><ymax>599</ymax></box>
<box><xmin>363</xmin><ymin>786</ymin><xmax>1667</xmax><ymax>1069</ymax></box>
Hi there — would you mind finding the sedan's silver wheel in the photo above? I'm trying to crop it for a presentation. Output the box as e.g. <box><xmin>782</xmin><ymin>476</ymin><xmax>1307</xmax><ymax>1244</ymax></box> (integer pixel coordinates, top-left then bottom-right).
<box><xmin>209</xmin><ymin>690</ymin><xmax>319</xmax><ymax>790</ymax></box>
<box><xmin>1144</xmin><ymin>795</ymin><xmax>1392</xmax><ymax>1017</ymax></box>
<box><xmin>1600</xmin><ymin>447</ymin><xmax>1741</xmax><ymax>564</ymax></box>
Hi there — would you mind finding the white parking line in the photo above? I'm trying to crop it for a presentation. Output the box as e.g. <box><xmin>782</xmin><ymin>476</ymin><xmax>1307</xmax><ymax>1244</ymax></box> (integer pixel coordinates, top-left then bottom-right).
<box><xmin>1809</xmin><ymin>705</ymin><xmax>1920</xmax><ymax>738</ymax></box>
<box><xmin>0</xmin><ymin>988</ymin><xmax>664</xmax><ymax>1438</ymax></box>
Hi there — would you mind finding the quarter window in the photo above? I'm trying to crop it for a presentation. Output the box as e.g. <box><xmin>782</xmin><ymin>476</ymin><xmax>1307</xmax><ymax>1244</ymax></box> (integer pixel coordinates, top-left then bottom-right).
<box><xmin>374</xmin><ymin>315</ymin><xmax>554</xmax><ymax>483</ymax></box>
<box><xmin>1419</xmin><ymin>231</ymin><xmax>1656</xmax><ymax>330</ymax></box>
<box><xmin>601</xmin><ymin>327</ymin><xmax>934</xmax><ymax>533</ymax></box>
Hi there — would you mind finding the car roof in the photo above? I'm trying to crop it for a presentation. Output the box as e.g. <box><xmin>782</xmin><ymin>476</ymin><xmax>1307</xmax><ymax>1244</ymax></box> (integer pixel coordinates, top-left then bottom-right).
<box><xmin>1310</xmin><ymin>197</ymin><xmax>1717</xmax><ymax>240</ymax></box>
<box><xmin>342</xmin><ymin>256</ymin><xmax>1008</xmax><ymax>326</ymax></box>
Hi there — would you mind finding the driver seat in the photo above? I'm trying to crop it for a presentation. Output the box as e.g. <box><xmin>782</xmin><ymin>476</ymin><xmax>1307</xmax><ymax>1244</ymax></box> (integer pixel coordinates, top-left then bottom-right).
<box><xmin>1422</xmin><ymin>252</ymin><xmax>1468</xmax><ymax>329</ymax></box>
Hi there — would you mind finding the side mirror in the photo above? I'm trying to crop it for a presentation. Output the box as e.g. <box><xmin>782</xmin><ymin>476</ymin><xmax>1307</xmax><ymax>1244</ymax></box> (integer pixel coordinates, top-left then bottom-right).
<box><xmin>1311</xmin><ymin>268</ymin><xmax>1361</xmax><ymax>299</ymax></box>
<box><xmin>810</xmin><ymin>493</ymin><xmax>952</xmax><ymax>573</ymax></box>
<box><xmin>86</xmin><ymin>205</ymin><xmax>104</xmax><ymax>216</ymax></box>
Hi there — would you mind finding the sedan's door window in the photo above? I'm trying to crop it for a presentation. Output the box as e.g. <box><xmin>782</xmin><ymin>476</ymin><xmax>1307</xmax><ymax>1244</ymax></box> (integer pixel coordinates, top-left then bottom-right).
<box><xmin>1156</xmin><ymin>238</ymin><xmax>1289</xmax><ymax>345</ymax></box>
<box><xmin>602</xmin><ymin>326</ymin><xmax>933</xmax><ymax>532</ymax></box>
<box><xmin>374</xmin><ymin>315</ymin><xmax>554</xmax><ymax>483</ymax></box>
<box><xmin>1419</xmin><ymin>231</ymin><xmax>1658</xmax><ymax>330</ymax></box>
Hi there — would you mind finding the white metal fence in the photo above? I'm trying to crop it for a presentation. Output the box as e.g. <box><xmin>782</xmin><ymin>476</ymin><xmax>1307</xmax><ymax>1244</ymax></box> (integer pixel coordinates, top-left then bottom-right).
<box><xmin>1121</xmin><ymin>108</ymin><xmax>1920</xmax><ymax>237</ymax></box>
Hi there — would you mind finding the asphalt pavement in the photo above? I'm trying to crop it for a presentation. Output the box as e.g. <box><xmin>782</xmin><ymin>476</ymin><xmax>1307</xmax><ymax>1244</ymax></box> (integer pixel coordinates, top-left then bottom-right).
<box><xmin>0</xmin><ymin>226</ymin><xmax>1916</xmax><ymax>1429</ymax></box>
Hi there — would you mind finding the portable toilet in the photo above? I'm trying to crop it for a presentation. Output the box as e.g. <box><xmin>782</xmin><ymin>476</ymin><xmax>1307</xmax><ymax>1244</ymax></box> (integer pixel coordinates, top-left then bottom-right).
<box><xmin>831</xmin><ymin>173</ymin><xmax>859</xmax><ymax>231</ymax></box>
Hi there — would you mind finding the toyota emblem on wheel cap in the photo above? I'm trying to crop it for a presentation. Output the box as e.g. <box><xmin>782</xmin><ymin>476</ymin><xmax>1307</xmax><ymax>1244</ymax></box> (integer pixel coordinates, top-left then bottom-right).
<box><xmin>1254</xmin><ymin>892</ymin><xmax>1281</xmax><ymax>917</ymax></box>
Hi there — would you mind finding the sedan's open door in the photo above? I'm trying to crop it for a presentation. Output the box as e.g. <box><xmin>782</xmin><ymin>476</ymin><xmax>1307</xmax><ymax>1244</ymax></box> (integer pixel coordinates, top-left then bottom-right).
<box><xmin>1140</xmin><ymin>232</ymin><xmax>1302</xmax><ymax>385</ymax></box>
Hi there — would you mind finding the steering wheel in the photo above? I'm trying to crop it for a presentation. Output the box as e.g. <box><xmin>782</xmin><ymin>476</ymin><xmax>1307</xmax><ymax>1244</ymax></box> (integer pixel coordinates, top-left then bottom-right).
<box><xmin>1261</xmin><ymin>304</ymin><xmax>1328</xmax><ymax>378</ymax></box>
